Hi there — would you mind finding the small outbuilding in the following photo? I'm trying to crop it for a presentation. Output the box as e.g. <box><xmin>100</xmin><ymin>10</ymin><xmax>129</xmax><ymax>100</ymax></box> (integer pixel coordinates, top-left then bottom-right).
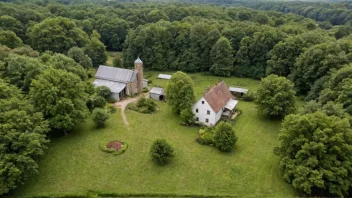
<box><xmin>157</xmin><ymin>74</ymin><xmax>172</xmax><ymax>80</ymax></box>
<box><xmin>229</xmin><ymin>87</ymin><xmax>248</xmax><ymax>97</ymax></box>
<box><xmin>143</xmin><ymin>79</ymin><xmax>148</xmax><ymax>88</ymax></box>
<box><xmin>150</xmin><ymin>87</ymin><xmax>165</xmax><ymax>101</ymax></box>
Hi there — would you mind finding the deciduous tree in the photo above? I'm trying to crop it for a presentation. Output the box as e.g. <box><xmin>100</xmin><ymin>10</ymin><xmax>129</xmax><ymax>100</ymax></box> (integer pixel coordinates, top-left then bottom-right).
<box><xmin>166</xmin><ymin>71</ymin><xmax>195</xmax><ymax>114</ymax></box>
<box><xmin>255</xmin><ymin>74</ymin><xmax>296</xmax><ymax>118</ymax></box>
<box><xmin>275</xmin><ymin>111</ymin><xmax>352</xmax><ymax>196</ymax></box>
<box><xmin>30</xmin><ymin>68</ymin><xmax>89</xmax><ymax>134</ymax></box>
<box><xmin>0</xmin><ymin>80</ymin><xmax>49</xmax><ymax>195</ymax></box>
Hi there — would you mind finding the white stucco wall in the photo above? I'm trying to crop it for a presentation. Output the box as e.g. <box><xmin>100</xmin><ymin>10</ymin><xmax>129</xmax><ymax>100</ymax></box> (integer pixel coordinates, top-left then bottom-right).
<box><xmin>192</xmin><ymin>97</ymin><xmax>222</xmax><ymax>126</ymax></box>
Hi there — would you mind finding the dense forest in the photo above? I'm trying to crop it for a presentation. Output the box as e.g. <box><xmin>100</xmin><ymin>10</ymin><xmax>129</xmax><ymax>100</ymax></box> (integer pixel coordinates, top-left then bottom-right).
<box><xmin>1</xmin><ymin>0</ymin><xmax>352</xmax><ymax>197</ymax></box>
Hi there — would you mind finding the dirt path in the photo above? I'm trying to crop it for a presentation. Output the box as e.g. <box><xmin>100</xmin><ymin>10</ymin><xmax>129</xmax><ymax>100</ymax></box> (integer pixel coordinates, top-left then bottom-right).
<box><xmin>114</xmin><ymin>93</ymin><xmax>149</xmax><ymax>130</ymax></box>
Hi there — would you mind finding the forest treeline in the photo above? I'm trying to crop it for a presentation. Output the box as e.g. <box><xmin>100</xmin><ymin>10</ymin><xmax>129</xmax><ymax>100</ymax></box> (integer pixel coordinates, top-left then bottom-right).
<box><xmin>1</xmin><ymin>0</ymin><xmax>352</xmax><ymax>196</ymax></box>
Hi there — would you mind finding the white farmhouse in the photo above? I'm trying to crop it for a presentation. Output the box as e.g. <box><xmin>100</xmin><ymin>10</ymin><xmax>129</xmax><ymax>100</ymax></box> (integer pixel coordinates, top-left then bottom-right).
<box><xmin>193</xmin><ymin>81</ymin><xmax>238</xmax><ymax>126</ymax></box>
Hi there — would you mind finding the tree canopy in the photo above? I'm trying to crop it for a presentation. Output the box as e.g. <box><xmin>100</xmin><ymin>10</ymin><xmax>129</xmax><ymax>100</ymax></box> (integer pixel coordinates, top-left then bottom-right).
<box><xmin>0</xmin><ymin>79</ymin><xmax>49</xmax><ymax>194</ymax></box>
<box><xmin>166</xmin><ymin>71</ymin><xmax>195</xmax><ymax>114</ymax></box>
<box><xmin>275</xmin><ymin>111</ymin><xmax>352</xmax><ymax>196</ymax></box>
<box><xmin>29</xmin><ymin>68</ymin><xmax>89</xmax><ymax>134</ymax></box>
<box><xmin>256</xmin><ymin>74</ymin><xmax>296</xmax><ymax>118</ymax></box>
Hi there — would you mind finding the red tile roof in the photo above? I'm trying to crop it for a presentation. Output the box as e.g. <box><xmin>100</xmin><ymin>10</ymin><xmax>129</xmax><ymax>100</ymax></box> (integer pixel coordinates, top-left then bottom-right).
<box><xmin>204</xmin><ymin>81</ymin><xmax>234</xmax><ymax>112</ymax></box>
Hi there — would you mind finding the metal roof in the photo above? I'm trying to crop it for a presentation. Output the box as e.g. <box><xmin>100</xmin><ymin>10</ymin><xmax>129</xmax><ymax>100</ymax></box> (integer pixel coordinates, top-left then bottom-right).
<box><xmin>229</xmin><ymin>87</ymin><xmax>249</xmax><ymax>93</ymax></box>
<box><xmin>93</xmin><ymin>79</ymin><xmax>126</xmax><ymax>94</ymax></box>
<box><xmin>157</xmin><ymin>74</ymin><xmax>172</xmax><ymax>80</ymax></box>
<box><xmin>225</xmin><ymin>99</ymin><xmax>238</xmax><ymax>110</ymax></box>
<box><xmin>143</xmin><ymin>79</ymin><xmax>148</xmax><ymax>82</ymax></box>
<box><xmin>150</xmin><ymin>87</ymin><xmax>164</xmax><ymax>95</ymax></box>
<box><xmin>135</xmin><ymin>57</ymin><xmax>143</xmax><ymax>64</ymax></box>
<box><xmin>96</xmin><ymin>65</ymin><xmax>137</xmax><ymax>83</ymax></box>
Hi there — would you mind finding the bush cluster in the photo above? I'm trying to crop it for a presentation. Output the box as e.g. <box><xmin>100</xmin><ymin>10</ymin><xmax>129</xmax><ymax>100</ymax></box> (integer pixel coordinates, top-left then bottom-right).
<box><xmin>92</xmin><ymin>108</ymin><xmax>109</xmax><ymax>128</ymax></box>
<box><xmin>129</xmin><ymin>97</ymin><xmax>157</xmax><ymax>114</ymax></box>
<box><xmin>243</xmin><ymin>91</ymin><xmax>255</xmax><ymax>101</ymax></box>
<box><xmin>196</xmin><ymin>127</ymin><xmax>214</xmax><ymax>145</ymax></box>
<box><xmin>196</xmin><ymin>122</ymin><xmax>237</xmax><ymax>152</ymax></box>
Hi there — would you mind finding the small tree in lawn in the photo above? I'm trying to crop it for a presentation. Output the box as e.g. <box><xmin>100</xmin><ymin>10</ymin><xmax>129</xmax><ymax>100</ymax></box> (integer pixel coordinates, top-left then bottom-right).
<box><xmin>150</xmin><ymin>139</ymin><xmax>175</xmax><ymax>165</ymax></box>
<box><xmin>166</xmin><ymin>71</ymin><xmax>195</xmax><ymax>114</ymax></box>
<box><xmin>92</xmin><ymin>108</ymin><xmax>109</xmax><ymax>128</ymax></box>
<box><xmin>255</xmin><ymin>74</ymin><xmax>296</xmax><ymax>118</ymax></box>
<box><xmin>213</xmin><ymin>121</ymin><xmax>238</xmax><ymax>152</ymax></box>
<box><xmin>180</xmin><ymin>107</ymin><xmax>195</xmax><ymax>125</ymax></box>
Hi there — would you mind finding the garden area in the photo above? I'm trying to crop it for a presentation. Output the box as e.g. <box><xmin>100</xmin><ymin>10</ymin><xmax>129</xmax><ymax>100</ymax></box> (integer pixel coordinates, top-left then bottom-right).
<box><xmin>12</xmin><ymin>73</ymin><xmax>298</xmax><ymax>197</ymax></box>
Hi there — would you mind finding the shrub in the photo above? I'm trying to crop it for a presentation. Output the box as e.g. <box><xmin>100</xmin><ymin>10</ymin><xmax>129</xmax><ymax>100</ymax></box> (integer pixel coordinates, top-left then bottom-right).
<box><xmin>213</xmin><ymin>121</ymin><xmax>238</xmax><ymax>152</ymax></box>
<box><xmin>243</xmin><ymin>91</ymin><xmax>255</xmax><ymax>101</ymax></box>
<box><xmin>108</xmin><ymin>105</ymin><xmax>117</xmax><ymax>114</ymax></box>
<box><xmin>180</xmin><ymin>107</ymin><xmax>195</xmax><ymax>125</ymax></box>
<box><xmin>150</xmin><ymin>139</ymin><xmax>175</xmax><ymax>165</ymax></box>
<box><xmin>107</xmin><ymin>97</ymin><xmax>117</xmax><ymax>103</ymax></box>
<box><xmin>130</xmin><ymin>97</ymin><xmax>156</xmax><ymax>113</ymax></box>
<box><xmin>96</xmin><ymin>86</ymin><xmax>111</xmax><ymax>100</ymax></box>
<box><xmin>196</xmin><ymin>127</ymin><xmax>214</xmax><ymax>145</ymax></box>
<box><xmin>92</xmin><ymin>108</ymin><xmax>109</xmax><ymax>128</ymax></box>
<box><xmin>142</xmin><ymin>87</ymin><xmax>149</xmax><ymax>93</ymax></box>
<box><xmin>93</xmin><ymin>95</ymin><xmax>107</xmax><ymax>108</ymax></box>
<box><xmin>113</xmin><ymin>54</ymin><xmax>123</xmax><ymax>67</ymax></box>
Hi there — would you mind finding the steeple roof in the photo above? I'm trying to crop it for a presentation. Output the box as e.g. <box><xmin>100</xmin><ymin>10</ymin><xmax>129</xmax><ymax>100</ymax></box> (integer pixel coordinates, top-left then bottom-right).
<box><xmin>135</xmin><ymin>57</ymin><xmax>143</xmax><ymax>64</ymax></box>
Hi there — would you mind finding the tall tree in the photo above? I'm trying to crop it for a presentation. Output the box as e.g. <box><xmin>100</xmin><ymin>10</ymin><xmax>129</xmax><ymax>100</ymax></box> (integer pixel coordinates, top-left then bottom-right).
<box><xmin>293</xmin><ymin>42</ymin><xmax>349</xmax><ymax>94</ymax></box>
<box><xmin>275</xmin><ymin>111</ymin><xmax>352</xmax><ymax>196</ymax></box>
<box><xmin>84</xmin><ymin>31</ymin><xmax>107</xmax><ymax>67</ymax></box>
<box><xmin>166</xmin><ymin>71</ymin><xmax>195</xmax><ymax>114</ymax></box>
<box><xmin>0</xmin><ymin>80</ymin><xmax>49</xmax><ymax>195</ymax></box>
<box><xmin>67</xmin><ymin>47</ymin><xmax>92</xmax><ymax>69</ymax></box>
<box><xmin>0</xmin><ymin>30</ymin><xmax>23</xmax><ymax>49</ymax></box>
<box><xmin>256</xmin><ymin>74</ymin><xmax>296</xmax><ymax>118</ymax></box>
<box><xmin>28</xmin><ymin>17</ymin><xmax>89</xmax><ymax>53</ymax></box>
<box><xmin>4</xmin><ymin>54</ymin><xmax>46</xmax><ymax>91</ymax></box>
<box><xmin>29</xmin><ymin>68</ymin><xmax>89</xmax><ymax>134</ymax></box>
<box><xmin>210</xmin><ymin>37</ymin><xmax>233</xmax><ymax>76</ymax></box>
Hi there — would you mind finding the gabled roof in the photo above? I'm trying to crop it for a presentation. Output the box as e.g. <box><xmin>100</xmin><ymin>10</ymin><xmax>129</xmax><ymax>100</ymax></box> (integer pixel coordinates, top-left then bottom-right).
<box><xmin>204</xmin><ymin>81</ymin><xmax>234</xmax><ymax>112</ymax></box>
<box><xmin>95</xmin><ymin>65</ymin><xmax>137</xmax><ymax>83</ymax></box>
<box><xmin>158</xmin><ymin>74</ymin><xmax>172</xmax><ymax>80</ymax></box>
<box><xmin>150</xmin><ymin>87</ymin><xmax>164</xmax><ymax>95</ymax></box>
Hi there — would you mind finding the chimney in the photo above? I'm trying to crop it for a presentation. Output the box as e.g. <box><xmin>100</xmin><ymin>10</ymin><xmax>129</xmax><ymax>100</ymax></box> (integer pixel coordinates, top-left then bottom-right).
<box><xmin>134</xmin><ymin>57</ymin><xmax>143</xmax><ymax>94</ymax></box>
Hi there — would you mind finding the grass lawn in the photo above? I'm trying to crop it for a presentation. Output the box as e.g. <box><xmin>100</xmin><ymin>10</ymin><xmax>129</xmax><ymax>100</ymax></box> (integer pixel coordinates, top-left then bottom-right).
<box><xmin>13</xmin><ymin>73</ymin><xmax>298</xmax><ymax>197</ymax></box>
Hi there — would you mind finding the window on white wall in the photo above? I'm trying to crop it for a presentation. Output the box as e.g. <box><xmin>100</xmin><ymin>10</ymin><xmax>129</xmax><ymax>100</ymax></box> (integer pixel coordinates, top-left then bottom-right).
<box><xmin>207</xmin><ymin>110</ymin><xmax>210</xmax><ymax>115</ymax></box>
<box><xmin>206</xmin><ymin>118</ymin><xmax>209</xmax><ymax>123</ymax></box>
<box><xmin>196</xmin><ymin>108</ymin><xmax>198</xmax><ymax>113</ymax></box>
<box><xmin>196</xmin><ymin>117</ymin><xmax>199</xmax><ymax>121</ymax></box>
<box><xmin>202</xmin><ymin>101</ymin><xmax>204</xmax><ymax>104</ymax></box>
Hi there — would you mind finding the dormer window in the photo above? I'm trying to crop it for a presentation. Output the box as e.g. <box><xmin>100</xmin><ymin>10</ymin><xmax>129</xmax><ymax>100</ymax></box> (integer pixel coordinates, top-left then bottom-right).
<box><xmin>202</xmin><ymin>101</ymin><xmax>204</xmax><ymax>104</ymax></box>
